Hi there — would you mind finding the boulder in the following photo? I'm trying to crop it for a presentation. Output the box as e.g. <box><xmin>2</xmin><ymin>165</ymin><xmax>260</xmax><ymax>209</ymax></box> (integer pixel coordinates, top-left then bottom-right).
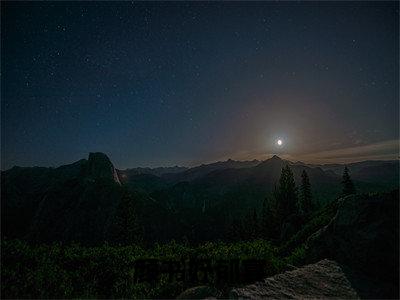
<box><xmin>230</xmin><ymin>259</ymin><xmax>359</xmax><ymax>299</ymax></box>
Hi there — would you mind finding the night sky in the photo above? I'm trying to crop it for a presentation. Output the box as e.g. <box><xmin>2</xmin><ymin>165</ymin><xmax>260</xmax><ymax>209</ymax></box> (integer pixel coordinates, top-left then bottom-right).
<box><xmin>2</xmin><ymin>1</ymin><xmax>399</xmax><ymax>169</ymax></box>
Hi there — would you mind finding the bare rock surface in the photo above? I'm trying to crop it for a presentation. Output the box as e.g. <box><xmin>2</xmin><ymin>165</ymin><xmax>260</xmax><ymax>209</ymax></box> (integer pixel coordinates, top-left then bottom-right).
<box><xmin>230</xmin><ymin>259</ymin><xmax>359</xmax><ymax>299</ymax></box>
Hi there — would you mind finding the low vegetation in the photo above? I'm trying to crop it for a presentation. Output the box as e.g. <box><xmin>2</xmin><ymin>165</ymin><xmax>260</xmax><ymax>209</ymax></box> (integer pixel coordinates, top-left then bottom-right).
<box><xmin>1</xmin><ymin>239</ymin><xmax>288</xmax><ymax>299</ymax></box>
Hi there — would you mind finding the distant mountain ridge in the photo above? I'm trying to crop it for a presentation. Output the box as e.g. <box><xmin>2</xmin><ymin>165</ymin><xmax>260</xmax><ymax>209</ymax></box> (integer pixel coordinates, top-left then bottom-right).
<box><xmin>117</xmin><ymin>166</ymin><xmax>187</xmax><ymax>178</ymax></box>
<box><xmin>149</xmin><ymin>155</ymin><xmax>343</xmax><ymax>222</ymax></box>
<box><xmin>293</xmin><ymin>160</ymin><xmax>399</xmax><ymax>187</ymax></box>
<box><xmin>161</xmin><ymin>158</ymin><xmax>261</xmax><ymax>183</ymax></box>
<box><xmin>2</xmin><ymin>152</ymin><xmax>398</xmax><ymax>244</ymax></box>
<box><xmin>4</xmin><ymin>153</ymin><xmax>398</xmax><ymax>182</ymax></box>
<box><xmin>3</xmin><ymin>153</ymin><xmax>398</xmax><ymax>197</ymax></box>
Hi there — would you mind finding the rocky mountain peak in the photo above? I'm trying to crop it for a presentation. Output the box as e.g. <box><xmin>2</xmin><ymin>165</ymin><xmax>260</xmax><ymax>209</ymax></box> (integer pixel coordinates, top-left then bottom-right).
<box><xmin>257</xmin><ymin>155</ymin><xmax>284</xmax><ymax>168</ymax></box>
<box><xmin>85</xmin><ymin>152</ymin><xmax>120</xmax><ymax>184</ymax></box>
<box><xmin>270</xmin><ymin>154</ymin><xmax>282</xmax><ymax>160</ymax></box>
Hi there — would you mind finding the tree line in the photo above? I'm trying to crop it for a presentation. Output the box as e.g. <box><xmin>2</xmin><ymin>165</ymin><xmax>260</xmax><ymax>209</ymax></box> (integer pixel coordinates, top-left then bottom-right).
<box><xmin>230</xmin><ymin>165</ymin><xmax>356</xmax><ymax>242</ymax></box>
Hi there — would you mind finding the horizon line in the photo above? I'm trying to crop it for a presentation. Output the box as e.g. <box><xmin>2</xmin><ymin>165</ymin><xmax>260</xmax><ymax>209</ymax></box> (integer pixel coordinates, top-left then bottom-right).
<box><xmin>2</xmin><ymin>153</ymin><xmax>399</xmax><ymax>172</ymax></box>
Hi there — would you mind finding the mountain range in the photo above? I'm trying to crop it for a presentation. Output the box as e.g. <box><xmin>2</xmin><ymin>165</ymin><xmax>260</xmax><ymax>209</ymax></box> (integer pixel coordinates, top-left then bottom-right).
<box><xmin>1</xmin><ymin>152</ymin><xmax>398</xmax><ymax>245</ymax></box>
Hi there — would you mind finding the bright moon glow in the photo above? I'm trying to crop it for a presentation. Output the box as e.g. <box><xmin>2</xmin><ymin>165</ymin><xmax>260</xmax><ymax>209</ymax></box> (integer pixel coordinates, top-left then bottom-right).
<box><xmin>277</xmin><ymin>139</ymin><xmax>283</xmax><ymax>146</ymax></box>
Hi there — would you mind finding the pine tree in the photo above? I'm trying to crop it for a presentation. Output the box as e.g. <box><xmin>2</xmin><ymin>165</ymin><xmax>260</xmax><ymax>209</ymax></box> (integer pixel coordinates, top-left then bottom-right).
<box><xmin>261</xmin><ymin>198</ymin><xmax>269</xmax><ymax>236</ymax></box>
<box><xmin>300</xmin><ymin>170</ymin><xmax>312</xmax><ymax>215</ymax></box>
<box><xmin>109</xmin><ymin>189</ymin><xmax>143</xmax><ymax>245</ymax></box>
<box><xmin>342</xmin><ymin>166</ymin><xmax>356</xmax><ymax>196</ymax></box>
<box><xmin>229</xmin><ymin>217</ymin><xmax>243</xmax><ymax>241</ymax></box>
<box><xmin>275</xmin><ymin>165</ymin><xmax>298</xmax><ymax>225</ymax></box>
<box><xmin>261</xmin><ymin>197</ymin><xmax>277</xmax><ymax>239</ymax></box>
<box><xmin>242</xmin><ymin>209</ymin><xmax>259</xmax><ymax>240</ymax></box>
<box><xmin>251</xmin><ymin>208</ymin><xmax>259</xmax><ymax>239</ymax></box>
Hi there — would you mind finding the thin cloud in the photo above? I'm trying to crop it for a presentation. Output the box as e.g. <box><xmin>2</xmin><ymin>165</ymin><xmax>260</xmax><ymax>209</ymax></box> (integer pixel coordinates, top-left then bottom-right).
<box><xmin>297</xmin><ymin>139</ymin><xmax>399</xmax><ymax>164</ymax></box>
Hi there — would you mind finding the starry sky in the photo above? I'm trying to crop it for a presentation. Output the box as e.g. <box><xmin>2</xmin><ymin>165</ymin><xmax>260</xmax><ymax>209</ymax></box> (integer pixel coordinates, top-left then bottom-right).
<box><xmin>2</xmin><ymin>1</ymin><xmax>399</xmax><ymax>169</ymax></box>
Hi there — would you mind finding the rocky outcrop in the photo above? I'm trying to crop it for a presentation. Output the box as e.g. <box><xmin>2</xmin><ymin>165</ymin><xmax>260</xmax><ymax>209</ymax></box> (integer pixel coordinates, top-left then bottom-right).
<box><xmin>230</xmin><ymin>259</ymin><xmax>359</xmax><ymax>299</ymax></box>
<box><xmin>305</xmin><ymin>190</ymin><xmax>399</xmax><ymax>298</ymax></box>
<box><xmin>84</xmin><ymin>152</ymin><xmax>121</xmax><ymax>184</ymax></box>
<box><xmin>229</xmin><ymin>191</ymin><xmax>399</xmax><ymax>299</ymax></box>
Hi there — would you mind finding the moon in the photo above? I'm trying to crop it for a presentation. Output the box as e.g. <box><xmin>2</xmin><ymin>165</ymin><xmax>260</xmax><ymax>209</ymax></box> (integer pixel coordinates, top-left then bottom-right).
<box><xmin>276</xmin><ymin>139</ymin><xmax>283</xmax><ymax>146</ymax></box>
